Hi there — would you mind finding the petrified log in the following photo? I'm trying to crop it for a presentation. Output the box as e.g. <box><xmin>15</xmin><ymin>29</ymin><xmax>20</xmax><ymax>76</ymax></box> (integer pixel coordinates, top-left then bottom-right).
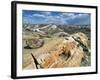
<box><xmin>39</xmin><ymin>38</ymin><xmax>84</xmax><ymax>68</ymax></box>
<box><xmin>31</xmin><ymin>32</ymin><xmax>90</xmax><ymax>68</ymax></box>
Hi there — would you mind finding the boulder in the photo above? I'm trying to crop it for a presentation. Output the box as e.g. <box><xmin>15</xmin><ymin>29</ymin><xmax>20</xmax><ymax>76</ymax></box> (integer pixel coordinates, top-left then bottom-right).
<box><xmin>54</xmin><ymin>32</ymin><xmax>70</xmax><ymax>37</ymax></box>
<box><xmin>24</xmin><ymin>38</ymin><xmax>44</xmax><ymax>49</ymax></box>
<box><xmin>71</xmin><ymin>32</ymin><xmax>90</xmax><ymax>56</ymax></box>
<box><xmin>71</xmin><ymin>32</ymin><xmax>89</xmax><ymax>48</ymax></box>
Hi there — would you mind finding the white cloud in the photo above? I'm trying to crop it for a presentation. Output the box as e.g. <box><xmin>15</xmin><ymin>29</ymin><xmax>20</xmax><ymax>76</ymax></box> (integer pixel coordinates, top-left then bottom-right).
<box><xmin>62</xmin><ymin>13</ymin><xmax>75</xmax><ymax>17</ymax></box>
<box><xmin>44</xmin><ymin>15</ymin><xmax>68</xmax><ymax>24</ymax></box>
<box><xmin>77</xmin><ymin>13</ymin><xmax>89</xmax><ymax>17</ymax></box>
<box><xmin>44</xmin><ymin>12</ymin><xmax>52</xmax><ymax>15</ymax></box>
<box><xmin>61</xmin><ymin>13</ymin><xmax>89</xmax><ymax>21</ymax></box>
<box><xmin>32</xmin><ymin>14</ymin><xmax>46</xmax><ymax>18</ymax></box>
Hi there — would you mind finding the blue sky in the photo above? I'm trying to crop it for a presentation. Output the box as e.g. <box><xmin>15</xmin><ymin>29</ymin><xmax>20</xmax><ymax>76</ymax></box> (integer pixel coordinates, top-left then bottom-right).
<box><xmin>22</xmin><ymin>10</ymin><xmax>90</xmax><ymax>25</ymax></box>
